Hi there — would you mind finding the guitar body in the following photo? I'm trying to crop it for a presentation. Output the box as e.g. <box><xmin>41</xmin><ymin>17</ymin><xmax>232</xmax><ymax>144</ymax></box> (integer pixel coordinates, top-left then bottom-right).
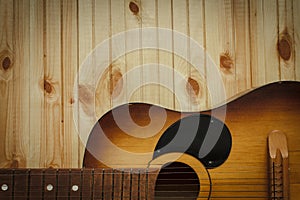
<box><xmin>84</xmin><ymin>81</ymin><xmax>300</xmax><ymax>199</ymax></box>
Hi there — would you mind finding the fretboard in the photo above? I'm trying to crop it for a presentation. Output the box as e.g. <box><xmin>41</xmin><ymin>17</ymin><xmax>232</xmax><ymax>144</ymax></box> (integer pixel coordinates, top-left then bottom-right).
<box><xmin>0</xmin><ymin>168</ymin><xmax>158</xmax><ymax>200</ymax></box>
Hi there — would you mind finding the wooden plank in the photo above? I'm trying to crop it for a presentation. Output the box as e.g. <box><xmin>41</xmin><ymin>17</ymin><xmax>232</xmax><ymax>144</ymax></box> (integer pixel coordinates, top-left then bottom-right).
<box><xmin>188</xmin><ymin>0</ymin><xmax>207</xmax><ymax>110</ymax></box>
<box><xmin>28</xmin><ymin>0</ymin><xmax>45</xmax><ymax>168</ymax></box>
<box><xmin>233</xmin><ymin>0</ymin><xmax>251</xmax><ymax>92</ymax></box>
<box><xmin>293</xmin><ymin>0</ymin><xmax>300</xmax><ymax>81</ymax></box>
<box><xmin>263</xmin><ymin>0</ymin><xmax>280</xmax><ymax>83</ymax></box>
<box><xmin>124</xmin><ymin>0</ymin><xmax>143</xmax><ymax>103</ymax></box>
<box><xmin>249</xmin><ymin>0</ymin><xmax>267</xmax><ymax>87</ymax></box>
<box><xmin>78</xmin><ymin>0</ymin><xmax>94</xmax><ymax>164</ymax></box>
<box><xmin>104</xmin><ymin>0</ymin><xmax>127</xmax><ymax>111</ymax></box>
<box><xmin>157</xmin><ymin>0</ymin><xmax>174</xmax><ymax>110</ymax></box>
<box><xmin>12</xmin><ymin>0</ymin><xmax>31</xmax><ymax>168</ymax></box>
<box><xmin>94</xmin><ymin>0</ymin><xmax>111</xmax><ymax>117</ymax></box>
<box><xmin>61</xmin><ymin>0</ymin><xmax>80</xmax><ymax>168</ymax></box>
<box><xmin>172</xmin><ymin>0</ymin><xmax>189</xmax><ymax>111</ymax></box>
<box><xmin>205</xmin><ymin>0</ymin><xmax>236</xmax><ymax>106</ymax></box>
<box><xmin>141</xmin><ymin>0</ymin><xmax>160</xmax><ymax>106</ymax></box>
<box><xmin>278</xmin><ymin>0</ymin><xmax>295</xmax><ymax>80</ymax></box>
<box><xmin>0</xmin><ymin>0</ymin><xmax>14</xmax><ymax>168</ymax></box>
<box><xmin>43</xmin><ymin>0</ymin><xmax>63</xmax><ymax>167</ymax></box>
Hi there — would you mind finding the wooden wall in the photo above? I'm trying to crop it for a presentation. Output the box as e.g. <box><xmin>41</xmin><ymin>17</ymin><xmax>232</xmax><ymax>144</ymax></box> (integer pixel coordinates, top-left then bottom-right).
<box><xmin>0</xmin><ymin>0</ymin><xmax>299</xmax><ymax>168</ymax></box>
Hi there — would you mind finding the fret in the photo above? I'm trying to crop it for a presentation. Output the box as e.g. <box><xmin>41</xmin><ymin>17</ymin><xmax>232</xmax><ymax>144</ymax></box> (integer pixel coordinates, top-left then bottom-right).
<box><xmin>131</xmin><ymin>169</ymin><xmax>139</xmax><ymax>200</ymax></box>
<box><xmin>0</xmin><ymin>168</ymin><xmax>158</xmax><ymax>200</ymax></box>
<box><xmin>43</xmin><ymin>169</ymin><xmax>57</xmax><ymax>200</ymax></box>
<box><xmin>93</xmin><ymin>168</ymin><xmax>103</xmax><ymax>199</ymax></box>
<box><xmin>69</xmin><ymin>169</ymin><xmax>81</xmax><ymax>200</ymax></box>
<box><xmin>146</xmin><ymin>169</ymin><xmax>159</xmax><ymax>200</ymax></box>
<box><xmin>14</xmin><ymin>169</ymin><xmax>29</xmax><ymax>200</ymax></box>
<box><xmin>122</xmin><ymin>169</ymin><xmax>131</xmax><ymax>200</ymax></box>
<box><xmin>103</xmin><ymin>168</ymin><xmax>112</xmax><ymax>200</ymax></box>
<box><xmin>27</xmin><ymin>169</ymin><xmax>31</xmax><ymax>199</ymax></box>
<box><xmin>138</xmin><ymin>169</ymin><xmax>147</xmax><ymax>200</ymax></box>
<box><xmin>112</xmin><ymin>169</ymin><xmax>122</xmax><ymax>199</ymax></box>
<box><xmin>82</xmin><ymin>168</ymin><xmax>93</xmax><ymax>199</ymax></box>
<box><xmin>56</xmin><ymin>169</ymin><xmax>69</xmax><ymax>200</ymax></box>
<box><xmin>0</xmin><ymin>169</ymin><xmax>13</xmax><ymax>200</ymax></box>
<box><xmin>29</xmin><ymin>169</ymin><xmax>43</xmax><ymax>199</ymax></box>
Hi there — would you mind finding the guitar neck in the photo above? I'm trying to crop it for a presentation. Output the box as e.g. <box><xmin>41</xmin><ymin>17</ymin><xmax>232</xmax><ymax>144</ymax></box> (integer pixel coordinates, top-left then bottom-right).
<box><xmin>0</xmin><ymin>168</ymin><xmax>158</xmax><ymax>200</ymax></box>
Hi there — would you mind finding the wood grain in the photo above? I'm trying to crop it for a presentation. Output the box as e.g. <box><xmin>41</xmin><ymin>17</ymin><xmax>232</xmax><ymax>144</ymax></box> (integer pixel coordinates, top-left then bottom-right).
<box><xmin>249</xmin><ymin>0</ymin><xmax>267</xmax><ymax>87</ymax></box>
<box><xmin>205</xmin><ymin>0</ymin><xmax>237</xmax><ymax>102</ymax></box>
<box><xmin>263</xmin><ymin>0</ymin><xmax>280</xmax><ymax>83</ymax></box>
<box><xmin>278</xmin><ymin>0</ymin><xmax>295</xmax><ymax>80</ymax></box>
<box><xmin>233</xmin><ymin>0</ymin><xmax>251</xmax><ymax>92</ymax></box>
<box><xmin>0</xmin><ymin>0</ymin><xmax>14</xmax><ymax>168</ymax></box>
<box><xmin>294</xmin><ymin>0</ymin><xmax>300</xmax><ymax>80</ymax></box>
<box><xmin>61</xmin><ymin>0</ymin><xmax>81</xmax><ymax>168</ymax></box>
<box><xmin>12</xmin><ymin>0</ymin><xmax>30</xmax><ymax>168</ymax></box>
<box><xmin>0</xmin><ymin>0</ymin><xmax>299</xmax><ymax>174</ymax></box>
<box><xmin>43</xmin><ymin>0</ymin><xmax>63</xmax><ymax>168</ymax></box>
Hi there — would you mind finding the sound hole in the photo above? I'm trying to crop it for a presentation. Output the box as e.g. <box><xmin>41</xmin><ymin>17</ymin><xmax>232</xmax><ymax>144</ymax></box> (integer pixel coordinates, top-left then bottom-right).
<box><xmin>155</xmin><ymin>162</ymin><xmax>200</xmax><ymax>200</ymax></box>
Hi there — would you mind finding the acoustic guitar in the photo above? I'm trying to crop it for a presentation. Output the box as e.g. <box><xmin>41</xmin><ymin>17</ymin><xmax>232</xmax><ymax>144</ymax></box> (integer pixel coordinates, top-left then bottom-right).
<box><xmin>0</xmin><ymin>81</ymin><xmax>299</xmax><ymax>199</ymax></box>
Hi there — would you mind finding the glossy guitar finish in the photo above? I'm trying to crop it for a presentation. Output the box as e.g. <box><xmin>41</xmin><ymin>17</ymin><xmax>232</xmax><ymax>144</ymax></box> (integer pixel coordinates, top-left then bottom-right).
<box><xmin>84</xmin><ymin>81</ymin><xmax>300</xmax><ymax>199</ymax></box>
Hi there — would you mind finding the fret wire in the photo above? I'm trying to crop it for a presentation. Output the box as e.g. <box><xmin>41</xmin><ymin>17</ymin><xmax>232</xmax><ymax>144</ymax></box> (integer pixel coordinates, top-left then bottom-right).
<box><xmin>138</xmin><ymin>169</ymin><xmax>140</xmax><ymax>200</ymax></box>
<box><xmin>80</xmin><ymin>169</ymin><xmax>83</xmax><ymax>200</ymax></box>
<box><xmin>27</xmin><ymin>169</ymin><xmax>31</xmax><ymax>200</ymax></box>
<box><xmin>12</xmin><ymin>169</ymin><xmax>15</xmax><ymax>200</ymax></box>
<box><xmin>112</xmin><ymin>169</ymin><xmax>114</xmax><ymax>200</ymax></box>
<box><xmin>68</xmin><ymin>169</ymin><xmax>71</xmax><ymax>200</ymax></box>
<box><xmin>55</xmin><ymin>169</ymin><xmax>59</xmax><ymax>199</ymax></box>
<box><xmin>91</xmin><ymin>168</ymin><xmax>94</xmax><ymax>199</ymax></box>
<box><xmin>101</xmin><ymin>168</ymin><xmax>104</xmax><ymax>199</ymax></box>
<box><xmin>146</xmin><ymin>168</ymin><xmax>148</xmax><ymax>200</ymax></box>
<box><xmin>129</xmin><ymin>169</ymin><xmax>132</xmax><ymax>199</ymax></box>
<box><xmin>41</xmin><ymin>169</ymin><xmax>45</xmax><ymax>199</ymax></box>
<box><xmin>121</xmin><ymin>170</ymin><xmax>124</xmax><ymax>200</ymax></box>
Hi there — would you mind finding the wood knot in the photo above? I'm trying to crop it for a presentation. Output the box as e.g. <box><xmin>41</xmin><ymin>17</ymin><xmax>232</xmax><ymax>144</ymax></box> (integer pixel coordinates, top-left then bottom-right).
<box><xmin>44</xmin><ymin>80</ymin><xmax>53</xmax><ymax>94</ymax></box>
<box><xmin>69</xmin><ymin>97</ymin><xmax>75</xmax><ymax>104</ymax></box>
<box><xmin>110</xmin><ymin>67</ymin><xmax>123</xmax><ymax>98</ymax></box>
<box><xmin>0</xmin><ymin>50</ymin><xmax>14</xmax><ymax>71</ymax></box>
<box><xmin>129</xmin><ymin>1</ymin><xmax>139</xmax><ymax>15</ymax></box>
<box><xmin>220</xmin><ymin>52</ymin><xmax>234</xmax><ymax>72</ymax></box>
<box><xmin>186</xmin><ymin>77</ymin><xmax>200</xmax><ymax>96</ymax></box>
<box><xmin>278</xmin><ymin>32</ymin><xmax>292</xmax><ymax>61</ymax></box>
<box><xmin>2</xmin><ymin>56</ymin><xmax>11</xmax><ymax>70</ymax></box>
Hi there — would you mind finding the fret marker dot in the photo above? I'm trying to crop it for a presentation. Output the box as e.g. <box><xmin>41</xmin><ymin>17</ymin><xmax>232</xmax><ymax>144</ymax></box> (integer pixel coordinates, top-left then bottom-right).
<box><xmin>46</xmin><ymin>184</ymin><xmax>53</xmax><ymax>191</ymax></box>
<box><xmin>1</xmin><ymin>184</ymin><xmax>8</xmax><ymax>191</ymax></box>
<box><xmin>72</xmin><ymin>185</ymin><xmax>79</xmax><ymax>191</ymax></box>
